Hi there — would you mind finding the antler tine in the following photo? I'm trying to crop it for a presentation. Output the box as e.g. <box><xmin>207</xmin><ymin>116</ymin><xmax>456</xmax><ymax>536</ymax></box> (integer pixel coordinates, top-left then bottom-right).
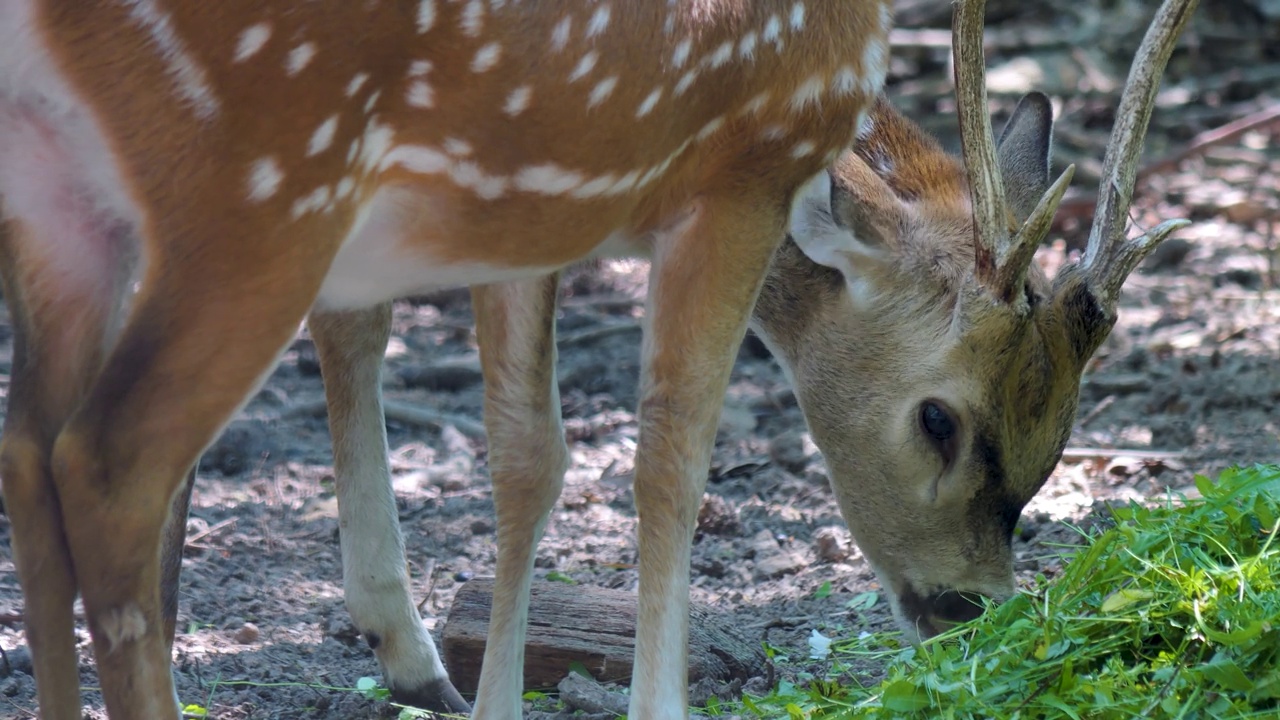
<box><xmin>1082</xmin><ymin>0</ymin><xmax>1199</xmax><ymax>310</ymax></box>
<box><xmin>951</xmin><ymin>0</ymin><xmax>1009</xmax><ymax>292</ymax></box>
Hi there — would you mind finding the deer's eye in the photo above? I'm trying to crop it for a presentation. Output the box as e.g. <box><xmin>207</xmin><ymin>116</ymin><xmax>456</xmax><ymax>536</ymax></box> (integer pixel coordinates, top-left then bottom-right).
<box><xmin>919</xmin><ymin>401</ymin><xmax>958</xmax><ymax>462</ymax></box>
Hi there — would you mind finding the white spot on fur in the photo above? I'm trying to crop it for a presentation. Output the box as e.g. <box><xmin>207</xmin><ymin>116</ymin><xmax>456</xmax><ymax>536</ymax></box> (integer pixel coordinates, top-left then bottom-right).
<box><xmin>762</xmin><ymin>15</ymin><xmax>783</xmax><ymax>45</ymax></box>
<box><xmin>286</xmin><ymin>42</ymin><xmax>317</xmax><ymax>76</ymax></box>
<box><xmin>406</xmin><ymin>81</ymin><xmax>434</xmax><ymax>108</ymax></box>
<box><xmin>789</xmin><ymin>74</ymin><xmax>825</xmax><ymax>112</ymax></box>
<box><xmin>706</xmin><ymin>41</ymin><xmax>733</xmax><ymax>69</ymax></box>
<box><xmin>504</xmin><ymin>85</ymin><xmax>533</xmax><ymax>116</ymax></box>
<box><xmin>357</xmin><ymin>122</ymin><xmax>395</xmax><ymax>171</ymax></box>
<box><xmin>246</xmin><ymin>157</ymin><xmax>284</xmax><ymax>202</ymax></box>
<box><xmin>346</xmin><ymin>72</ymin><xmax>370</xmax><ymax>97</ymax></box>
<box><xmin>461</xmin><ymin>0</ymin><xmax>484</xmax><ymax>36</ymax></box>
<box><xmin>233</xmin><ymin>23</ymin><xmax>272</xmax><ymax>63</ymax></box>
<box><xmin>450</xmin><ymin>161</ymin><xmax>508</xmax><ymax>199</ymax></box>
<box><xmin>861</xmin><ymin>38</ymin><xmax>889</xmax><ymax>95</ymax></box>
<box><xmin>789</xmin><ymin>2</ymin><xmax>806</xmax><ymax>31</ymax></box>
<box><xmin>335</xmin><ymin>176</ymin><xmax>356</xmax><ymax>200</ymax></box>
<box><xmin>416</xmin><ymin>0</ymin><xmax>437</xmax><ymax>33</ymax></box>
<box><xmin>291</xmin><ymin>185</ymin><xmax>333</xmax><ymax>219</ymax></box>
<box><xmin>636</xmin><ymin>87</ymin><xmax>662</xmax><ymax>117</ymax></box>
<box><xmin>408</xmin><ymin>60</ymin><xmax>433</xmax><ymax>77</ymax></box>
<box><xmin>443</xmin><ymin>137</ymin><xmax>473</xmax><ymax>156</ymax></box>
<box><xmin>472</xmin><ymin>43</ymin><xmax>502</xmax><ymax>72</ymax></box>
<box><xmin>514</xmin><ymin>164</ymin><xmax>584</xmax><ymax>195</ymax></box>
<box><xmin>760</xmin><ymin>124</ymin><xmax>787</xmax><ymax>141</ymax></box>
<box><xmin>379</xmin><ymin>144</ymin><xmax>449</xmax><ymax>174</ymax></box>
<box><xmin>831</xmin><ymin>65</ymin><xmax>859</xmax><ymax>95</ymax></box>
<box><xmin>307</xmin><ymin>115</ymin><xmax>339</xmax><ymax>156</ymax></box>
<box><xmin>608</xmin><ymin>170</ymin><xmax>640</xmax><ymax>195</ymax></box>
<box><xmin>99</xmin><ymin>604</ymin><xmax>148</xmax><ymax>652</ymax></box>
<box><xmin>696</xmin><ymin>116</ymin><xmax>724</xmax><ymax>141</ymax></box>
<box><xmin>673</xmin><ymin>70</ymin><xmax>697</xmax><ymax>96</ymax></box>
<box><xmin>119</xmin><ymin>0</ymin><xmax>221</xmax><ymax>119</ymax></box>
<box><xmin>586</xmin><ymin>5</ymin><xmax>611</xmax><ymax>39</ymax></box>
<box><xmin>738</xmin><ymin>31</ymin><xmax>758</xmax><ymax>60</ymax></box>
<box><xmin>571</xmin><ymin>173</ymin><xmax>617</xmax><ymax>199</ymax></box>
<box><xmin>364</xmin><ymin>90</ymin><xmax>382</xmax><ymax>114</ymax></box>
<box><xmin>672</xmin><ymin>38</ymin><xmax>692</xmax><ymax>68</ymax></box>
<box><xmin>551</xmin><ymin>17</ymin><xmax>572</xmax><ymax>52</ymax></box>
<box><xmin>587</xmin><ymin>76</ymin><xmax>618</xmax><ymax>108</ymax></box>
<box><xmin>742</xmin><ymin>91</ymin><xmax>770</xmax><ymax>115</ymax></box>
<box><xmin>569</xmin><ymin>51</ymin><xmax>598</xmax><ymax>82</ymax></box>
<box><xmin>790</xmin><ymin>140</ymin><xmax>816</xmax><ymax>158</ymax></box>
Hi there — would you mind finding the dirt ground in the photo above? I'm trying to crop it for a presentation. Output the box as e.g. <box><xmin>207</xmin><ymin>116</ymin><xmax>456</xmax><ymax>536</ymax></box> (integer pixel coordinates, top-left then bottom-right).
<box><xmin>2</xmin><ymin>2</ymin><xmax>1279</xmax><ymax>719</ymax></box>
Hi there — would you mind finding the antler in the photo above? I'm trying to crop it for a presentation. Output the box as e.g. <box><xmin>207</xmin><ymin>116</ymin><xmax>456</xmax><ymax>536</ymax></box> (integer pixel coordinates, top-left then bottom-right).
<box><xmin>1080</xmin><ymin>0</ymin><xmax>1199</xmax><ymax>311</ymax></box>
<box><xmin>952</xmin><ymin>0</ymin><xmax>1075</xmax><ymax>305</ymax></box>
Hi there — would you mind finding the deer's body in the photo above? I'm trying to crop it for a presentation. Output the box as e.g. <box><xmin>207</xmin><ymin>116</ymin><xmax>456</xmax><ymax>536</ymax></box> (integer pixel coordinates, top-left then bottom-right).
<box><xmin>0</xmin><ymin>0</ymin><xmax>1199</xmax><ymax>718</ymax></box>
<box><xmin>0</xmin><ymin>1</ymin><xmax>892</xmax><ymax>719</ymax></box>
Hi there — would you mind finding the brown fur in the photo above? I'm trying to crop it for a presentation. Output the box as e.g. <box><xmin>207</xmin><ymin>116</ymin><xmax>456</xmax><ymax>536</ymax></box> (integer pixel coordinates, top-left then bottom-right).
<box><xmin>1</xmin><ymin>2</ymin><xmax>891</xmax><ymax>719</ymax></box>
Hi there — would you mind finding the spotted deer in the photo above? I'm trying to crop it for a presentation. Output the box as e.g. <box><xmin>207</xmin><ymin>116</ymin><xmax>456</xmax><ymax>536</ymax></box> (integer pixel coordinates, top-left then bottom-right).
<box><xmin>0</xmin><ymin>0</ymin><xmax>1196</xmax><ymax>719</ymax></box>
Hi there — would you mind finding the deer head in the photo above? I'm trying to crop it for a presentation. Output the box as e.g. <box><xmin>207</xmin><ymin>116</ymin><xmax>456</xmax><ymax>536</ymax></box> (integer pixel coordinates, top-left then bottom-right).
<box><xmin>754</xmin><ymin>0</ymin><xmax>1197</xmax><ymax>639</ymax></box>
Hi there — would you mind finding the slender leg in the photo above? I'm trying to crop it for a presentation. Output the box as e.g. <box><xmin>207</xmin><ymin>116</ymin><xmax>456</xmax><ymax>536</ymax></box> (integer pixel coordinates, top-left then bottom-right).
<box><xmin>49</xmin><ymin>243</ymin><xmax>329</xmax><ymax>720</ymax></box>
<box><xmin>469</xmin><ymin>275</ymin><xmax>569</xmax><ymax>720</ymax></box>
<box><xmin>310</xmin><ymin>305</ymin><xmax>470</xmax><ymax>713</ymax></box>
<box><xmin>0</xmin><ymin>216</ymin><xmax>133</xmax><ymax>720</ymax></box>
<box><xmin>158</xmin><ymin>465</ymin><xmax>196</xmax><ymax>712</ymax></box>
<box><xmin>628</xmin><ymin>197</ymin><xmax>786</xmax><ymax>719</ymax></box>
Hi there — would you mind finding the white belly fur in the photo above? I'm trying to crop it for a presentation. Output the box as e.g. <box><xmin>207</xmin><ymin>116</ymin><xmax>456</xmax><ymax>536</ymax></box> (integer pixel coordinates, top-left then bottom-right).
<box><xmin>316</xmin><ymin>187</ymin><xmax>651</xmax><ymax>311</ymax></box>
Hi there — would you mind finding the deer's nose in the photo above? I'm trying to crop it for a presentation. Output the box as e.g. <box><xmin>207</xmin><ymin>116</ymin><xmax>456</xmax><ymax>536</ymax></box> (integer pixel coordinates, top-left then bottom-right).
<box><xmin>900</xmin><ymin>586</ymin><xmax>990</xmax><ymax>637</ymax></box>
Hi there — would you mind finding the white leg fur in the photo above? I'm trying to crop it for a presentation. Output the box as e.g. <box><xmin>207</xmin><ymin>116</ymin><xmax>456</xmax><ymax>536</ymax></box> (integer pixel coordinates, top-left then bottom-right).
<box><xmin>309</xmin><ymin>306</ymin><xmax>466</xmax><ymax>712</ymax></box>
<box><xmin>470</xmin><ymin>276</ymin><xmax>569</xmax><ymax>720</ymax></box>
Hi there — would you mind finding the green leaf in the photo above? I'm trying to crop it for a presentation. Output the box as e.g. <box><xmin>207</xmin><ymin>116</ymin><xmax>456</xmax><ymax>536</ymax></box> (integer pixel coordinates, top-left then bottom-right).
<box><xmin>882</xmin><ymin>679</ymin><xmax>930</xmax><ymax>712</ymax></box>
<box><xmin>847</xmin><ymin>591</ymin><xmax>878</xmax><ymax>612</ymax></box>
<box><xmin>1100</xmin><ymin>588</ymin><xmax>1154</xmax><ymax>613</ymax></box>
<box><xmin>1201</xmin><ymin>657</ymin><xmax>1255</xmax><ymax>692</ymax></box>
<box><xmin>814</xmin><ymin>581</ymin><xmax>833</xmax><ymax>600</ymax></box>
<box><xmin>1195</xmin><ymin>473</ymin><xmax>1216</xmax><ymax>499</ymax></box>
<box><xmin>546</xmin><ymin>570</ymin><xmax>576</xmax><ymax>584</ymax></box>
<box><xmin>568</xmin><ymin>660</ymin><xmax>593</xmax><ymax>679</ymax></box>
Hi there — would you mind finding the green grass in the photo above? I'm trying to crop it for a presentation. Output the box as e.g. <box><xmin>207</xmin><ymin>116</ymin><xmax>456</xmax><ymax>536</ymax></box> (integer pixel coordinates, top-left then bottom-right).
<box><xmin>732</xmin><ymin>464</ymin><xmax>1280</xmax><ymax>719</ymax></box>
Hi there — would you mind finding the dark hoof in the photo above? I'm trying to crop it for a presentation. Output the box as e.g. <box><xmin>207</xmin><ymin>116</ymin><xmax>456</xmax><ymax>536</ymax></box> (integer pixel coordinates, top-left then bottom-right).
<box><xmin>391</xmin><ymin>678</ymin><xmax>472</xmax><ymax>715</ymax></box>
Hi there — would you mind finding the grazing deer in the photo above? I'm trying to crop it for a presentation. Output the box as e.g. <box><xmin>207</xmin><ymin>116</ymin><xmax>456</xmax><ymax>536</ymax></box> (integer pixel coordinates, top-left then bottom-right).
<box><xmin>0</xmin><ymin>1</ymin><xmax>1195</xmax><ymax>720</ymax></box>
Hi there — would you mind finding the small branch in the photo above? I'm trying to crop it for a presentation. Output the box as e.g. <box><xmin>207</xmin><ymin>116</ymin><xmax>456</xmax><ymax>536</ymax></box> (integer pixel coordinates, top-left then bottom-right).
<box><xmin>1057</xmin><ymin>103</ymin><xmax>1280</xmax><ymax>224</ymax></box>
<box><xmin>286</xmin><ymin>399</ymin><xmax>488</xmax><ymax>441</ymax></box>
<box><xmin>1061</xmin><ymin>447</ymin><xmax>1187</xmax><ymax>461</ymax></box>
<box><xmin>186</xmin><ymin>517</ymin><xmax>238</xmax><ymax>545</ymax></box>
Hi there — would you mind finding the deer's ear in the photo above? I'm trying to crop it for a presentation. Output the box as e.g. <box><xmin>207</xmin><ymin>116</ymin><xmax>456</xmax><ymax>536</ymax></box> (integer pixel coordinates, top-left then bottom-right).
<box><xmin>996</xmin><ymin>92</ymin><xmax>1054</xmax><ymax>222</ymax></box>
<box><xmin>789</xmin><ymin>155</ymin><xmax>906</xmax><ymax>277</ymax></box>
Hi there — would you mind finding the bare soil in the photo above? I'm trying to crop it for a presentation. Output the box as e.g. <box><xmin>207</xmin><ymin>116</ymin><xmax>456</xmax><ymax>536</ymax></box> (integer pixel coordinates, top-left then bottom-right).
<box><xmin>2</xmin><ymin>2</ymin><xmax>1278</xmax><ymax>718</ymax></box>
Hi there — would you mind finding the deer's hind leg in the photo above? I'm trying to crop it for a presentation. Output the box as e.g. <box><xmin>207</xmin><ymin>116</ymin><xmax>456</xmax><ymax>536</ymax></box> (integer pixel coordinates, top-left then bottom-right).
<box><xmin>47</xmin><ymin>219</ymin><xmax>335</xmax><ymax>720</ymax></box>
<box><xmin>0</xmin><ymin>211</ymin><xmax>135</xmax><ymax>720</ymax></box>
<box><xmin>310</xmin><ymin>304</ymin><xmax>471</xmax><ymax>713</ymax></box>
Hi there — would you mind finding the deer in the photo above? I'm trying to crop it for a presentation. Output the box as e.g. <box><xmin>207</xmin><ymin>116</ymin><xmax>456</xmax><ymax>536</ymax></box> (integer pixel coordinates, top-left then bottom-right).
<box><xmin>0</xmin><ymin>0</ymin><xmax>1197</xmax><ymax>719</ymax></box>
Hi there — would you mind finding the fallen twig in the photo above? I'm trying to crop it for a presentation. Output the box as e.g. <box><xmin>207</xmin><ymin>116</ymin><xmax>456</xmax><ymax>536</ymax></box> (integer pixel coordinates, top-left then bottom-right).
<box><xmin>1056</xmin><ymin>104</ymin><xmax>1280</xmax><ymax>225</ymax></box>
<box><xmin>286</xmin><ymin>399</ymin><xmax>488</xmax><ymax>441</ymax></box>
<box><xmin>1061</xmin><ymin>447</ymin><xmax>1187</xmax><ymax>461</ymax></box>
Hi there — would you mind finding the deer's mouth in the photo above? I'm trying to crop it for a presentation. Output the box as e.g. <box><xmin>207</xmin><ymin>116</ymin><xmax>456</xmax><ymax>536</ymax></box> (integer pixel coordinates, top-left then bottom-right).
<box><xmin>897</xmin><ymin>586</ymin><xmax>987</xmax><ymax>638</ymax></box>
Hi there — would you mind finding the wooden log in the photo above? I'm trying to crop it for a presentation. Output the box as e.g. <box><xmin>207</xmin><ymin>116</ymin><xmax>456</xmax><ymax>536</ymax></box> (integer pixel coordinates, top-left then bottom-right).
<box><xmin>441</xmin><ymin>577</ymin><xmax>766</xmax><ymax>694</ymax></box>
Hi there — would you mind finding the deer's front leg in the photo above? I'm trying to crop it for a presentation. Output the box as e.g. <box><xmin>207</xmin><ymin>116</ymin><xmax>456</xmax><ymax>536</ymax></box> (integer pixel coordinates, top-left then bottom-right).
<box><xmin>309</xmin><ymin>305</ymin><xmax>470</xmax><ymax>714</ymax></box>
<box><xmin>470</xmin><ymin>275</ymin><xmax>569</xmax><ymax>720</ymax></box>
<box><xmin>630</xmin><ymin>195</ymin><xmax>787</xmax><ymax>719</ymax></box>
